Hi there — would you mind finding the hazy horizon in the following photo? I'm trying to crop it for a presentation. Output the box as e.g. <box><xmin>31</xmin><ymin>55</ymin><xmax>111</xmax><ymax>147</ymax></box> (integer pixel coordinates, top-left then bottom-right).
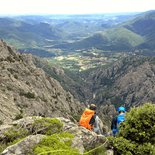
<box><xmin>0</xmin><ymin>0</ymin><xmax>155</xmax><ymax>15</ymax></box>
<box><xmin>0</xmin><ymin>11</ymin><xmax>145</xmax><ymax>17</ymax></box>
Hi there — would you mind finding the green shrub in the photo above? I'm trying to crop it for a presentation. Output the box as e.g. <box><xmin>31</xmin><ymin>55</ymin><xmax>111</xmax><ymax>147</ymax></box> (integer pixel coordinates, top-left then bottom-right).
<box><xmin>119</xmin><ymin>103</ymin><xmax>155</xmax><ymax>143</ymax></box>
<box><xmin>32</xmin><ymin>118</ymin><xmax>63</xmax><ymax>135</ymax></box>
<box><xmin>0</xmin><ymin>120</ymin><xmax>3</xmax><ymax>125</ymax></box>
<box><xmin>32</xmin><ymin>132</ymin><xmax>79</xmax><ymax>155</ymax></box>
<box><xmin>6</xmin><ymin>85</ymin><xmax>12</xmax><ymax>91</ymax></box>
<box><xmin>4</xmin><ymin>125</ymin><xmax>29</xmax><ymax>143</ymax></box>
<box><xmin>14</xmin><ymin>74</ymin><xmax>18</xmax><ymax>79</ymax></box>
<box><xmin>0</xmin><ymin>124</ymin><xmax>29</xmax><ymax>153</ymax></box>
<box><xmin>70</xmin><ymin>113</ymin><xmax>81</xmax><ymax>122</ymax></box>
<box><xmin>0</xmin><ymin>118</ymin><xmax>63</xmax><ymax>153</ymax></box>
<box><xmin>0</xmin><ymin>143</ymin><xmax>7</xmax><ymax>153</ymax></box>
<box><xmin>108</xmin><ymin>136</ymin><xmax>136</xmax><ymax>155</ymax></box>
<box><xmin>109</xmin><ymin>103</ymin><xmax>155</xmax><ymax>155</ymax></box>
<box><xmin>19</xmin><ymin>91</ymin><xmax>35</xmax><ymax>98</ymax></box>
<box><xmin>14</xmin><ymin>113</ymin><xmax>23</xmax><ymax>120</ymax></box>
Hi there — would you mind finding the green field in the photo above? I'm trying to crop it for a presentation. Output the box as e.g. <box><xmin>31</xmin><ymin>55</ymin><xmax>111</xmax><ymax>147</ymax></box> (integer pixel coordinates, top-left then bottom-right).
<box><xmin>47</xmin><ymin>49</ymin><xmax>128</xmax><ymax>72</ymax></box>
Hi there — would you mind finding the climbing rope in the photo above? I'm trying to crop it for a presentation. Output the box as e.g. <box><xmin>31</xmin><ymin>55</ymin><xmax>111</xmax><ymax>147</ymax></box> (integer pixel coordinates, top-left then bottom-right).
<box><xmin>83</xmin><ymin>136</ymin><xmax>108</xmax><ymax>155</ymax></box>
<box><xmin>38</xmin><ymin>136</ymin><xmax>108</xmax><ymax>155</ymax></box>
<box><xmin>38</xmin><ymin>149</ymin><xmax>80</xmax><ymax>155</ymax></box>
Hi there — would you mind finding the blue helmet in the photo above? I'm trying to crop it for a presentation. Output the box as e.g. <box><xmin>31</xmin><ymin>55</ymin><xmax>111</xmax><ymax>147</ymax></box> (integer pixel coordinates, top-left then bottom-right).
<box><xmin>117</xmin><ymin>106</ymin><xmax>126</xmax><ymax>112</ymax></box>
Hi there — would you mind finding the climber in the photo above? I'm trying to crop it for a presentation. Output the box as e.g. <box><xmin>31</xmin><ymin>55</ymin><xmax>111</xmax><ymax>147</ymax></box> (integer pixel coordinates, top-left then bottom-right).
<box><xmin>111</xmin><ymin>106</ymin><xmax>126</xmax><ymax>137</ymax></box>
<box><xmin>79</xmin><ymin>104</ymin><xmax>102</xmax><ymax>134</ymax></box>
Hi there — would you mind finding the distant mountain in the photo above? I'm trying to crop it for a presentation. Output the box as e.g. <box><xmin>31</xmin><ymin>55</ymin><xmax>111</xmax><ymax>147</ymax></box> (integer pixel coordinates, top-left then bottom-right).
<box><xmin>0</xmin><ymin>13</ymin><xmax>138</xmax><ymax>56</ymax></box>
<box><xmin>123</xmin><ymin>10</ymin><xmax>155</xmax><ymax>50</ymax></box>
<box><xmin>0</xmin><ymin>40</ymin><xmax>83</xmax><ymax>123</ymax></box>
<box><xmin>0</xmin><ymin>17</ymin><xmax>65</xmax><ymax>49</ymax></box>
<box><xmin>53</xmin><ymin>10</ymin><xmax>155</xmax><ymax>53</ymax></box>
<box><xmin>54</xmin><ymin>13</ymin><xmax>137</xmax><ymax>40</ymax></box>
<box><xmin>53</xmin><ymin>27</ymin><xmax>144</xmax><ymax>51</ymax></box>
<box><xmin>0</xmin><ymin>11</ymin><xmax>155</xmax><ymax>56</ymax></box>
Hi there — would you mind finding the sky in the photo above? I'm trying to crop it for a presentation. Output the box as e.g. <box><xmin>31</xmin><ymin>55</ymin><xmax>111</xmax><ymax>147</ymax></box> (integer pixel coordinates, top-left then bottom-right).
<box><xmin>0</xmin><ymin>0</ymin><xmax>155</xmax><ymax>15</ymax></box>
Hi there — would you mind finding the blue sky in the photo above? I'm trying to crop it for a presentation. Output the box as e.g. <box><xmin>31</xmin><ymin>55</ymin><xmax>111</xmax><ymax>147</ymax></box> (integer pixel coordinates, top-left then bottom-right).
<box><xmin>0</xmin><ymin>0</ymin><xmax>155</xmax><ymax>15</ymax></box>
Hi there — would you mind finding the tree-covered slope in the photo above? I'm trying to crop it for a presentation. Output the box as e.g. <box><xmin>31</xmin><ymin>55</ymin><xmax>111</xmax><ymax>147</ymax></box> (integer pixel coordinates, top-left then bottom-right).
<box><xmin>53</xmin><ymin>11</ymin><xmax>155</xmax><ymax>52</ymax></box>
<box><xmin>123</xmin><ymin>10</ymin><xmax>155</xmax><ymax>50</ymax></box>
<box><xmin>0</xmin><ymin>17</ymin><xmax>64</xmax><ymax>49</ymax></box>
<box><xmin>53</xmin><ymin>27</ymin><xmax>144</xmax><ymax>51</ymax></box>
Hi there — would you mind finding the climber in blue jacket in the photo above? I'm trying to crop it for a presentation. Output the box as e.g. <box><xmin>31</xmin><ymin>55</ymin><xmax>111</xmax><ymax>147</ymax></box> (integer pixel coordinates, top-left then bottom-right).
<box><xmin>111</xmin><ymin>106</ymin><xmax>126</xmax><ymax>136</ymax></box>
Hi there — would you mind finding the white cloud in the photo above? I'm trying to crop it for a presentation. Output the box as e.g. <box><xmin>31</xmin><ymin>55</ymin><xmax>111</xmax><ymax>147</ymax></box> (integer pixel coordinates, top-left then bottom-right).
<box><xmin>0</xmin><ymin>0</ymin><xmax>155</xmax><ymax>15</ymax></box>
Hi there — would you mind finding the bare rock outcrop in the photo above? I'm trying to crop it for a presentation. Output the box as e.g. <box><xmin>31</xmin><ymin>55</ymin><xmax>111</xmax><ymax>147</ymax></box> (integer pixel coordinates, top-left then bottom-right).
<box><xmin>0</xmin><ymin>40</ymin><xmax>84</xmax><ymax>123</ymax></box>
<box><xmin>1</xmin><ymin>134</ymin><xmax>45</xmax><ymax>155</ymax></box>
<box><xmin>0</xmin><ymin>117</ymin><xmax>107</xmax><ymax>155</ymax></box>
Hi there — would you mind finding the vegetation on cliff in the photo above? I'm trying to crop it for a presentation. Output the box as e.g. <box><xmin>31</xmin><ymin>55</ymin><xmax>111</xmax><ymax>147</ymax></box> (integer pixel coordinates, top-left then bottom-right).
<box><xmin>0</xmin><ymin>118</ymin><xmax>81</xmax><ymax>154</ymax></box>
<box><xmin>109</xmin><ymin>103</ymin><xmax>155</xmax><ymax>155</ymax></box>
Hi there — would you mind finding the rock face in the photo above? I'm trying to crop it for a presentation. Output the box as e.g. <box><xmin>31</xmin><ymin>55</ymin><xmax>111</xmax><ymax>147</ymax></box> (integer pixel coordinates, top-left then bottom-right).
<box><xmin>58</xmin><ymin>117</ymin><xmax>106</xmax><ymax>150</ymax></box>
<box><xmin>1</xmin><ymin>134</ymin><xmax>45</xmax><ymax>155</ymax></box>
<box><xmin>86</xmin><ymin>56</ymin><xmax>155</xmax><ymax>109</ymax></box>
<box><xmin>0</xmin><ymin>40</ymin><xmax>83</xmax><ymax>123</ymax></box>
<box><xmin>0</xmin><ymin>117</ymin><xmax>107</xmax><ymax>155</ymax></box>
<box><xmin>33</xmin><ymin>57</ymin><xmax>91</xmax><ymax>102</ymax></box>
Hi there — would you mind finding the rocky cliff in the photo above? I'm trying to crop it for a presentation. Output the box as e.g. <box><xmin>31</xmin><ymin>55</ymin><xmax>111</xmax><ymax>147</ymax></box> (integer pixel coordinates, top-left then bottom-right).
<box><xmin>33</xmin><ymin>57</ymin><xmax>90</xmax><ymax>102</ymax></box>
<box><xmin>34</xmin><ymin>52</ymin><xmax>155</xmax><ymax>112</ymax></box>
<box><xmin>0</xmin><ymin>40</ymin><xmax>83</xmax><ymax>123</ymax></box>
<box><xmin>87</xmin><ymin>56</ymin><xmax>155</xmax><ymax>109</ymax></box>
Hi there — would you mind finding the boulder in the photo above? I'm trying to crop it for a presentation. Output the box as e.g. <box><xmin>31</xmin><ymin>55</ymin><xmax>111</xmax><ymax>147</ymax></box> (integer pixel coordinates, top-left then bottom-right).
<box><xmin>1</xmin><ymin>134</ymin><xmax>45</xmax><ymax>155</ymax></box>
<box><xmin>1</xmin><ymin>117</ymin><xmax>107</xmax><ymax>154</ymax></box>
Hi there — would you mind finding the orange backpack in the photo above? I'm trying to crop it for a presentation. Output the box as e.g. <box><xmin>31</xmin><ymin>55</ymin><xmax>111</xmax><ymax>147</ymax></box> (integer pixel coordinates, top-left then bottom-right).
<box><xmin>79</xmin><ymin>108</ymin><xmax>95</xmax><ymax>130</ymax></box>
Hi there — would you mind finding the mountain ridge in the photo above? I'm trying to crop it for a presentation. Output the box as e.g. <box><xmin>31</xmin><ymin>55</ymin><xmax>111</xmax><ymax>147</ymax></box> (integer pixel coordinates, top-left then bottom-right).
<box><xmin>85</xmin><ymin>56</ymin><xmax>155</xmax><ymax>108</ymax></box>
<box><xmin>52</xmin><ymin>10</ymin><xmax>155</xmax><ymax>53</ymax></box>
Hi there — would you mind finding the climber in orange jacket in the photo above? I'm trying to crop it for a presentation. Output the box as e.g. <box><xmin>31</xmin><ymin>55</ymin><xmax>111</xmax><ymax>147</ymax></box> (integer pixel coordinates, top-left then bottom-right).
<box><xmin>79</xmin><ymin>104</ymin><xmax>102</xmax><ymax>134</ymax></box>
<box><xmin>79</xmin><ymin>104</ymin><xmax>97</xmax><ymax>130</ymax></box>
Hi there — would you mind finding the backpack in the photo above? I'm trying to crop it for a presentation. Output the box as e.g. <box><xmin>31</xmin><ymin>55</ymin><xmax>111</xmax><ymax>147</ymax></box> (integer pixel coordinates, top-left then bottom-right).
<box><xmin>117</xmin><ymin>113</ymin><xmax>125</xmax><ymax>129</ymax></box>
<box><xmin>79</xmin><ymin>108</ymin><xmax>95</xmax><ymax>130</ymax></box>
